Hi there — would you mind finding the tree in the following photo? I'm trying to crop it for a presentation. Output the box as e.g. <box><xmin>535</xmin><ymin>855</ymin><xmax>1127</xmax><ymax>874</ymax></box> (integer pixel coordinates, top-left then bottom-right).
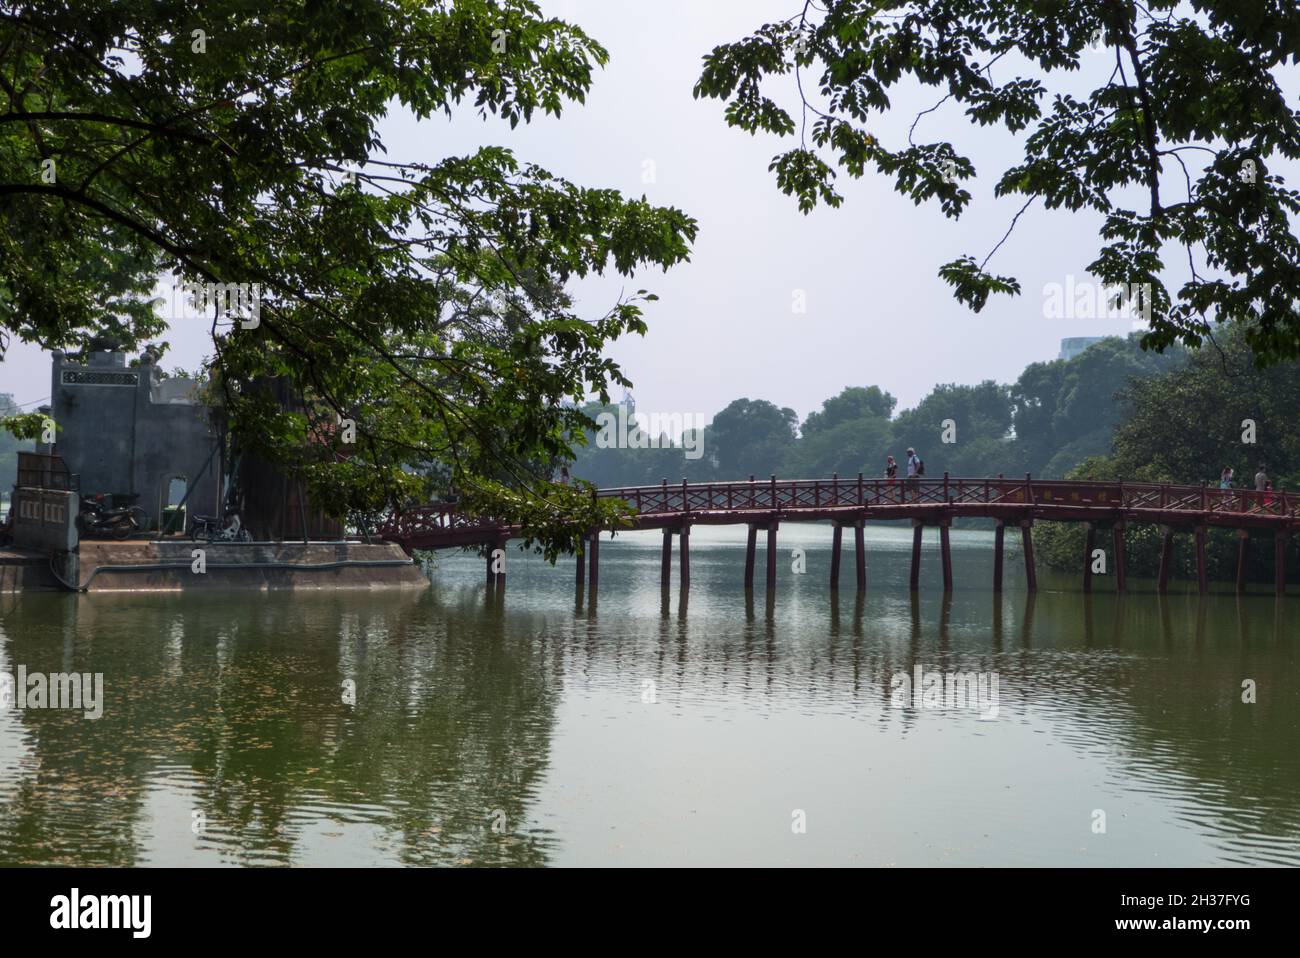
<box><xmin>801</xmin><ymin>385</ymin><xmax>895</xmax><ymax>437</ymax></box>
<box><xmin>1035</xmin><ymin>325</ymin><xmax>1300</xmax><ymax>582</ymax></box>
<box><xmin>696</xmin><ymin>2</ymin><xmax>1300</xmax><ymax>362</ymax></box>
<box><xmin>889</xmin><ymin>380</ymin><xmax>1012</xmax><ymax>471</ymax></box>
<box><xmin>707</xmin><ymin>398</ymin><xmax>798</xmax><ymax>479</ymax></box>
<box><xmin>1008</xmin><ymin>334</ymin><xmax>1185</xmax><ymax>476</ymax></box>
<box><xmin>0</xmin><ymin>0</ymin><xmax>696</xmax><ymax>558</ymax></box>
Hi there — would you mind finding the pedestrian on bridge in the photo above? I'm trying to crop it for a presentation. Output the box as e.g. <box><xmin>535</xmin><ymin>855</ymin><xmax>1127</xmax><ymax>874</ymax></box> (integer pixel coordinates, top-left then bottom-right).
<box><xmin>885</xmin><ymin>455</ymin><xmax>898</xmax><ymax>501</ymax></box>
<box><xmin>906</xmin><ymin>448</ymin><xmax>923</xmax><ymax>501</ymax></box>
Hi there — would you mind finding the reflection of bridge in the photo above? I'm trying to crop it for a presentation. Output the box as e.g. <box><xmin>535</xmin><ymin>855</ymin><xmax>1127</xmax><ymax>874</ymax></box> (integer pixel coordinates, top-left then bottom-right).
<box><xmin>376</xmin><ymin>475</ymin><xmax>1297</xmax><ymax>596</ymax></box>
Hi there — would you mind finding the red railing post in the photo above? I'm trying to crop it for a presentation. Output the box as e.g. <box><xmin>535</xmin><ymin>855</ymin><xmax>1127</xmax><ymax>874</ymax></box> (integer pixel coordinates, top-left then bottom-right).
<box><xmin>944</xmin><ymin>471</ymin><xmax>950</xmax><ymax>504</ymax></box>
<box><xmin>681</xmin><ymin>478</ymin><xmax>688</xmax><ymax>514</ymax></box>
<box><xmin>771</xmin><ymin>474</ymin><xmax>778</xmax><ymax>510</ymax></box>
<box><xmin>857</xmin><ymin>472</ymin><xmax>864</xmax><ymax>506</ymax></box>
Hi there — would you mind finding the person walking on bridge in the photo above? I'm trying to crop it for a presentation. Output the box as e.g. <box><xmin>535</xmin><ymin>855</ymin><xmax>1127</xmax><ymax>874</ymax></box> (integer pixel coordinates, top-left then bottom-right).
<box><xmin>1253</xmin><ymin>465</ymin><xmax>1269</xmax><ymax>514</ymax></box>
<box><xmin>885</xmin><ymin>455</ymin><xmax>898</xmax><ymax>501</ymax></box>
<box><xmin>1219</xmin><ymin>466</ymin><xmax>1235</xmax><ymax>511</ymax></box>
<box><xmin>906</xmin><ymin>447</ymin><xmax>923</xmax><ymax>501</ymax></box>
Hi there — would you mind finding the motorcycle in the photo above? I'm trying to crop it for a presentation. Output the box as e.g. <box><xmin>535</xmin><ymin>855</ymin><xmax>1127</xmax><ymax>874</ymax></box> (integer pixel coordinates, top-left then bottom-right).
<box><xmin>188</xmin><ymin>512</ymin><xmax>253</xmax><ymax>543</ymax></box>
<box><xmin>77</xmin><ymin>494</ymin><xmax>149</xmax><ymax>540</ymax></box>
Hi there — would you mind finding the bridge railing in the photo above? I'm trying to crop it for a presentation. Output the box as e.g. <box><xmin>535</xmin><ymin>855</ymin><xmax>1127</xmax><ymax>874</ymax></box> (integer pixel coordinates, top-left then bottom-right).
<box><xmin>376</xmin><ymin>476</ymin><xmax>1297</xmax><ymax>546</ymax></box>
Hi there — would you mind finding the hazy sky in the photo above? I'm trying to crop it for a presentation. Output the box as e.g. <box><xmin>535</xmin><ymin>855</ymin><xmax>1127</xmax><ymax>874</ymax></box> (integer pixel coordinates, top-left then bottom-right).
<box><xmin>3</xmin><ymin>0</ymin><xmax>1295</xmax><ymax>424</ymax></box>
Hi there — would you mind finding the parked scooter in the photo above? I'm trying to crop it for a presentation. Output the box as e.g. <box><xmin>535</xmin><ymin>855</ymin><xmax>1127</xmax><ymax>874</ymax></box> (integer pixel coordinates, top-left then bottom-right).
<box><xmin>77</xmin><ymin>494</ymin><xmax>148</xmax><ymax>540</ymax></box>
<box><xmin>188</xmin><ymin>512</ymin><xmax>253</xmax><ymax>543</ymax></box>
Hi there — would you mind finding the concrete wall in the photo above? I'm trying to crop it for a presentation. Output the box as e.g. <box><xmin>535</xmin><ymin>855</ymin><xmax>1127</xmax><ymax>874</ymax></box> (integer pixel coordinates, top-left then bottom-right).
<box><xmin>10</xmin><ymin>488</ymin><xmax>77</xmax><ymax>552</ymax></box>
<box><xmin>50</xmin><ymin>348</ymin><xmax>222</xmax><ymax>526</ymax></box>
<box><xmin>77</xmin><ymin>540</ymin><xmax>429</xmax><ymax>592</ymax></box>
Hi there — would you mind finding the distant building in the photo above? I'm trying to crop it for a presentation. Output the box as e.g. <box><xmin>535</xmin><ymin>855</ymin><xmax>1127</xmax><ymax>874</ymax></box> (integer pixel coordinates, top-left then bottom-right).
<box><xmin>1058</xmin><ymin>336</ymin><xmax>1105</xmax><ymax>361</ymax></box>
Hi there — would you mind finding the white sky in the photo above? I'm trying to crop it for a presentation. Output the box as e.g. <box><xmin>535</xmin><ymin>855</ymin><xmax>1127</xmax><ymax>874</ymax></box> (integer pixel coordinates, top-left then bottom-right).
<box><xmin>3</xmin><ymin>0</ymin><xmax>1295</xmax><ymax>423</ymax></box>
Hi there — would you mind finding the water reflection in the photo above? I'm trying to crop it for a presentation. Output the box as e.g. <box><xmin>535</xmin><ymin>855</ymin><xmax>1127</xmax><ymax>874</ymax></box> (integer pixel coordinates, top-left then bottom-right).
<box><xmin>0</xmin><ymin>525</ymin><xmax>1297</xmax><ymax>866</ymax></box>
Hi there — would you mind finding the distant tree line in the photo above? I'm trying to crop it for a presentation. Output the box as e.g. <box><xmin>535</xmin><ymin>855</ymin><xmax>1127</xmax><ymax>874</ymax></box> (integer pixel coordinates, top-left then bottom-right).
<box><xmin>569</xmin><ymin>333</ymin><xmax>1184</xmax><ymax>487</ymax></box>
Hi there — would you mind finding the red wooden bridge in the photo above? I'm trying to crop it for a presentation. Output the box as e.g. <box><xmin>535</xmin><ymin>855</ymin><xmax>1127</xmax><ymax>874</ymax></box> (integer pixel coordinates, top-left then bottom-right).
<box><xmin>375</xmin><ymin>474</ymin><xmax>1298</xmax><ymax>596</ymax></box>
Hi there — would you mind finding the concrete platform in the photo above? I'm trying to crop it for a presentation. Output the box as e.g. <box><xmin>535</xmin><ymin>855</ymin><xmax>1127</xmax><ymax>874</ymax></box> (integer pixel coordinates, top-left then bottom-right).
<box><xmin>75</xmin><ymin>540</ymin><xmax>429</xmax><ymax>592</ymax></box>
<box><xmin>0</xmin><ymin>546</ymin><xmax>64</xmax><ymax>592</ymax></box>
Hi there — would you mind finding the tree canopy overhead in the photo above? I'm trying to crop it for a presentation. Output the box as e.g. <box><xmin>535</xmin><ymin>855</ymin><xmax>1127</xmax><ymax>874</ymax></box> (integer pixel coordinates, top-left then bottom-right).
<box><xmin>0</xmin><ymin>0</ymin><xmax>696</xmax><ymax>555</ymax></box>
<box><xmin>695</xmin><ymin>1</ymin><xmax>1300</xmax><ymax>362</ymax></box>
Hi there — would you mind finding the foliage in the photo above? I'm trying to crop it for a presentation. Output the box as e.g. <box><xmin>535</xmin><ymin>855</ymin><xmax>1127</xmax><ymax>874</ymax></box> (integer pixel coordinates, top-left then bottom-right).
<box><xmin>1035</xmin><ymin>325</ymin><xmax>1300</xmax><ymax>582</ymax></box>
<box><xmin>0</xmin><ymin>0</ymin><xmax>697</xmax><ymax>557</ymax></box>
<box><xmin>696</xmin><ymin>1</ymin><xmax>1300</xmax><ymax>361</ymax></box>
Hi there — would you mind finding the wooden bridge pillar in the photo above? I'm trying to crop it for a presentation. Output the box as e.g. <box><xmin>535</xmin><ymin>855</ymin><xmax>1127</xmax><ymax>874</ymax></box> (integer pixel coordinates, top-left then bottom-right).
<box><xmin>830</xmin><ymin>523</ymin><xmax>842</xmax><ymax>591</ymax></box>
<box><xmin>1275</xmin><ymin>530</ymin><xmax>1288</xmax><ymax>597</ymax></box>
<box><xmin>1157</xmin><ymin>526</ymin><xmax>1174</xmax><ymax>594</ymax></box>
<box><xmin>993</xmin><ymin>520</ymin><xmax>1005</xmax><ymax>592</ymax></box>
<box><xmin>661</xmin><ymin>527</ymin><xmax>673</xmax><ymax>590</ymax></box>
<box><xmin>588</xmin><ymin>530</ymin><xmax>600</xmax><ymax>594</ymax></box>
<box><xmin>744</xmin><ymin>524</ymin><xmax>757</xmax><ymax>590</ymax></box>
<box><xmin>765</xmin><ymin>522</ymin><xmax>779</xmax><ymax>593</ymax></box>
<box><xmin>1113</xmin><ymin>523</ymin><xmax>1127</xmax><ymax>593</ymax></box>
<box><xmin>680</xmin><ymin>524</ymin><xmax>691</xmax><ymax>592</ymax></box>
<box><xmin>1195</xmin><ymin>526</ymin><xmax>1208</xmax><ymax>594</ymax></box>
<box><xmin>1082</xmin><ymin>523</ymin><xmax>1095</xmax><ymax>593</ymax></box>
<box><xmin>854</xmin><ymin>520</ymin><xmax>866</xmax><ymax>592</ymax></box>
<box><xmin>939</xmin><ymin>519</ymin><xmax>953</xmax><ymax>592</ymax></box>
<box><xmin>575</xmin><ymin>543</ymin><xmax>585</xmax><ymax>589</ymax></box>
<box><xmin>1236</xmin><ymin>529</ymin><xmax>1249</xmax><ymax>594</ymax></box>
<box><xmin>909</xmin><ymin>521</ymin><xmax>923</xmax><ymax>591</ymax></box>
<box><xmin>1020</xmin><ymin>519</ymin><xmax>1037</xmax><ymax>593</ymax></box>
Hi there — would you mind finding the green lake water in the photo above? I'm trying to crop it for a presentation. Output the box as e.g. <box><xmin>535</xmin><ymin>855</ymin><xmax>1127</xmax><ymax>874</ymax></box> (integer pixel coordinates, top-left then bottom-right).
<box><xmin>1</xmin><ymin>524</ymin><xmax>1297</xmax><ymax>866</ymax></box>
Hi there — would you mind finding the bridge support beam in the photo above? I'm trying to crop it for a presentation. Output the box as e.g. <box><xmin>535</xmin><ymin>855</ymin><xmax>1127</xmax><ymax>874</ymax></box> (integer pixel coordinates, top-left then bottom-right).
<box><xmin>588</xmin><ymin>531</ymin><xmax>599</xmax><ymax>595</ymax></box>
<box><xmin>830</xmin><ymin>523</ymin><xmax>842</xmax><ymax>591</ymax></box>
<box><xmin>744</xmin><ymin>524</ymin><xmax>757</xmax><ymax>590</ymax></box>
<box><xmin>910</xmin><ymin>521</ymin><xmax>923</xmax><ymax>591</ymax></box>
<box><xmin>1276</xmin><ymin>530</ymin><xmax>1288</xmax><ymax>597</ymax></box>
<box><xmin>993</xmin><ymin>520</ymin><xmax>1005</xmax><ymax>593</ymax></box>
<box><xmin>661</xmin><ymin>528</ymin><xmax>673</xmax><ymax>590</ymax></box>
<box><xmin>1082</xmin><ymin>523</ymin><xmax>1095</xmax><ymax>593</ymax></box>
<box><xmin>1113</xmin><ymin>524</ymin><xmax>1127</xmax><ymax>593</ymax></box>
<box><xmin>575</xmin><ymin>543</ymin><xmax>585</xmax><ymax>590</ymax></box>
<box><xmin>765</xmin><ymin>522</ymin><xmax>779</xmax><ymax>593</ymax></box>
<box><xmin>1157</xmin><ymin>526</ymin><xmax>1174</xmax><ymax>594</ymax></box>
<box><xmin>854</xmin><ymin>520</ymin><xmax>866</xmax><ymax>593</ymax></box>
<box><xmin>1020</xmin><ymin>519</ymin><xmax>1037</xmax><ymax>593</ymax></box>
<box><xmin>939</xmin><ymin>519</ymin><xmax>953</xmax><ymax>592</ymax></box>
<box><xmin>1195</xmin><ymin>526</ymin><xmax>1208</xmax><ymax>594</ymax></box>
<box><xmin>1236</xmin><ymin>529</ymin><xmax>1250</xmax><ymax>594</ymax></box>
<box><xmin>680</xmin><ymin>524</ymin><xmax>691</xmax><ymax>592</ymax></box>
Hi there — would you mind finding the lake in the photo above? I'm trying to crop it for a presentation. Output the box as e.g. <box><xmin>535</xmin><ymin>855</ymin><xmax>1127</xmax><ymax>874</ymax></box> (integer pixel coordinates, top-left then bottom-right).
<box><xmin>1</xmin><ymin>523</ymin><xmax>1297</xmax><ymax>866</ymax></box>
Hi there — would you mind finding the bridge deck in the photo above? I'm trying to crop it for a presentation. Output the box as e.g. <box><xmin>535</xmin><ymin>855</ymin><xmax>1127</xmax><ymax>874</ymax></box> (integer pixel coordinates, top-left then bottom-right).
<box><xmin>376</xmin><ymin>476</ymin><xmax>1296</xmax><ymax>551</ymax></box>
